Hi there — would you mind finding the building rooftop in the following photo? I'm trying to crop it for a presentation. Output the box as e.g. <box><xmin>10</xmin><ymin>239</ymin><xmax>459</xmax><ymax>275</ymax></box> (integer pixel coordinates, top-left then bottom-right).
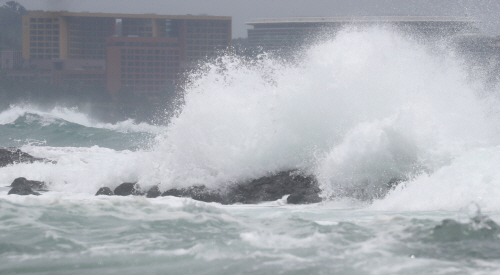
<box><xmin>246</xmin><ymin>16</ymin><xmax>479</xmax><ymax>25</ymax></box>
<box><xmin>28</xmin><ymin>11</ymin><xmax>231</xmax><ymax>20</ymax></box>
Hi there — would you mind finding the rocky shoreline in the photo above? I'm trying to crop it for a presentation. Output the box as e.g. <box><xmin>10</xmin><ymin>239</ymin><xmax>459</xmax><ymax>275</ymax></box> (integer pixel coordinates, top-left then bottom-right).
<box><xmin>94</xmin><ymin>170</ymin><xmax>322</xmax><ymax>204</ymax></box>
<box><xmin>1</xmin><ymin>148</ymin><xmax>322</xmax><ymax>204</ymax></box>
<box><xmin>0</xmin><ymin>147</ymin><xmax>55</xmax><ymax>167</ymax></box>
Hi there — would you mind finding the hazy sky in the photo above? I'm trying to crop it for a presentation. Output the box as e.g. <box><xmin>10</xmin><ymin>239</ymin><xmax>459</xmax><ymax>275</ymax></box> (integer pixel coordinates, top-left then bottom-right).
<box><xmin>2</xmin><ymin>0</ymin><xmax>500</xmax><ymax>37</ymax></box>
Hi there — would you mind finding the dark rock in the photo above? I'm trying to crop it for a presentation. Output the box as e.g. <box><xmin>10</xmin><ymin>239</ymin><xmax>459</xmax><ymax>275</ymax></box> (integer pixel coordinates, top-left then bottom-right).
<box><xmin>114</xmin><ymin>182</ymin><xmax>142</xmax><ymax>196</ymax></box>
<box><xmin>146</xmin><ymin>186</ymin><xmax>161</xmax><ymax>198</ymax></box>
<box><xmin>161</xmin><ymin>188</ymin><xmax>185</xmax><ymax>197</ymax></box>
<box><xmin>95</xmin><ymin>187</ymin><xmax>114</xmax><ymax>196</ymax></box>
<box><xmin>10</xmin><ymin>177</ymin><xmax>47</xmax><ymax>191</ymax></box>
<box><xmin>8</xmin><ymin>185</ymin><xmax>40</xmax><ymax>196</ymax></box>
<box><xmin>287</xmin><ymin>192</ymin><xmax>322</xmax><ymax>204</ymax></box>
<box><xmin>162</xmin><ymin>185</ymin><xmax>222</xmax><ymax>203</ymax></box>
<box><xmin>190</xmin><ymin>186</ymin><xmax>223</xmax><ymax>203</ymax></box>
<box><xmin>0</xmin><ymin>148</ymin><xmax>56</xmax><ymax>167</ymax></box>
<box><xmin>225</xmin><ymin>171</ymin><xmax>321</xmax><ymax>204</ymax></box>
<box><xmin>161</xmin><ymin>170</ymin><xmax>322</xmax><ymax>205</ymax></box>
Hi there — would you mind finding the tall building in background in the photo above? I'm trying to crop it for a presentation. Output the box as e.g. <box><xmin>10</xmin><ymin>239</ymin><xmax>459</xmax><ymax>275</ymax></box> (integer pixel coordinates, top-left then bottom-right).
<box><xmin>1</xmin><ymin>50</ymin><xmax>22</xmax><ymax>69</ymax></box>
<box><xmin>247</xmin><ymin>16</ymin><xmax>479</xmax><ymax>54</ymax></box>
<box><xmin>105</xmin><ymin>36</ymin><xmax>180</xmax><ymax>95</ymax></box>
<box><xmin>20</xmin><ymin>11</ymin><xmax>232</xmax><ymax>96</ymax></box>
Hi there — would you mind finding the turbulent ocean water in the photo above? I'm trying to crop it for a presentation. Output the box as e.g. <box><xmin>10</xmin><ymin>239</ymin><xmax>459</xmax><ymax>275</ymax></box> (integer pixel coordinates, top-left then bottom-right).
<box><xmin>2</xmin><ymin>28</ymin><xmax>500</xmax><ymax>274</ymax></box>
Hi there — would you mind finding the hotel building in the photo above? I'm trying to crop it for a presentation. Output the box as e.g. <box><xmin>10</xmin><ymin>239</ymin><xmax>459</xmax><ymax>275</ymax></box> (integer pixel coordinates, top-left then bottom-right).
<box><xmin>247</xmin><ymin>16</ymin><xmax>479</xmax><ymax>53</ymax></box>
<box><xmin>20</xmin><ymin>11</ymin><xmax>232</xmax><ymax>96</ymax></box>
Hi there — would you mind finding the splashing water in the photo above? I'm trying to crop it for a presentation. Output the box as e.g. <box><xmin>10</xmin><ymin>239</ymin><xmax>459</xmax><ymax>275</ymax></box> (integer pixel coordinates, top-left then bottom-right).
<box><xmin>140</xmin><ymin>27</ymin><xmax>500</xmax><ymax>207</ymax></box>
<box><xmin>1</xmin><ymin>27</ymin><xmax>500</xmax><ymax>210</ymax></box>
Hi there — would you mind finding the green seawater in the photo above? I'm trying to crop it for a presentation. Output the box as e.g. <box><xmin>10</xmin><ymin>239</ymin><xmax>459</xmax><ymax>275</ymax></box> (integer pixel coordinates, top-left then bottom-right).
<box><xmin>1</xmin><ymin>193</ymin><xmax>499</xmax><ymax>275</ymax></box>
<box><xmin>0</xmin><ymin>112</ymin><xmax>156</xmax><ymax>151</ymax></box>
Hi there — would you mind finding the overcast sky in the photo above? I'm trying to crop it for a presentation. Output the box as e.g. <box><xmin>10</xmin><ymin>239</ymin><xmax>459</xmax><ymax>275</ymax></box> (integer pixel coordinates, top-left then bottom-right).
<box><xmin>2</xmin><ymin>0</ymin><xmax>500</xmax><ymax>37</ymax></box>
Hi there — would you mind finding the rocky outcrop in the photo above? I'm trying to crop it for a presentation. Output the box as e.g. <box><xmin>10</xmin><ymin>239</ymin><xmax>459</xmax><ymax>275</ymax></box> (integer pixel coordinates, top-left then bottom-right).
<box><xmin>287</xmin><ymin>191</ymin><xmax>322</xmax><ymax>204</ymax></box>
<box><xmin>113</xmin><ymin>182</ymin><xmax>143</xmax><ymax>196</ymax></box>
<box><xmin>95</xmin><ymin>187</ymin><xmax>114</xmax><ymax>196</ymax></box>
<box><xmin>225</xmin><ymin>171</ymin><xmax>321</xmax><ymax>204</ymax></box>
<box><xmin>146</xmin><ymin>186</ymin><xmax>161</xmax><ymax>198</ymax></box>
<box><xmin>161</xmin><ymin>170</ymin><xmax>322</xmax><ymax>204</ymax></box>
<box><xmin>7</xmin><ymin>177</ymin><xmax>45</xmax><ymax>196</ymax></box>
<box><xmin>8</xmin><ymin>185</ymin><xmax>41</xmax><ymax>196</ymax></box>
<box><xmin>162</xmin><ymin>185</ymin><xmax>224</xmax><ymax>203</ymax></box>
<box><xmin>0</xmin><ymin>148</ymin><xmax>55</xmax><ymax>167</ymax></box>
<box><xmin>94</xmin><ymin>170</ymin><xmax>322</xmax><ymax>204</ymax></box>
<box><xmin>10</xmin><ymin>177</ymin><xmax>47</xmax><ymax>190</ymax></box>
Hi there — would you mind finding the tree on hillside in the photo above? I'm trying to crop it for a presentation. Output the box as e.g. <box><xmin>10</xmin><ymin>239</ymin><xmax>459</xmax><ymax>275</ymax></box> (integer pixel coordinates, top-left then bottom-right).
<box><xmin>0</xmin><ymin>1</ymin><xmax>28</xmax><ymax>50</ymax></box>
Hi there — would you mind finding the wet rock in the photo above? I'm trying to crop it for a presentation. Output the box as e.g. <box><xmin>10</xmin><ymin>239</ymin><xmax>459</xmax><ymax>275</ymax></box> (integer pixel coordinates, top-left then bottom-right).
<box><xmin>161</xmin><ymin>188</ymin><xmax>185</xmax><ymax>197</ymax></box>
<box><xmin>161</xmin><ymin>170</ymin><xmax>322</xmax><ymax>205</ymax></box>
<box><xmin>146</xmin><ymin>186</ymin><xmax>161</xmax><ymax>198</ymax></box>
<box><xmin>190</xmin><ymin>187</ymin><xmax>223</xmax><ymax>203</ymax></box>
<box><xmin>9</xmin><ymin>177</ymin><xmax>47</xmax><ymax>191</ymax></box>
<box><xmin>162</xmin><ymin>185</ymin><xmax>222</xmax><ymax>203</ymax></box>
<box><xmin>8</xmin><ymin>185</ymin><xmax>41</xmax><ymax>196</ymax></box>
<box><xmin>0</xmin><ymin>148</ymin><xmax>55</xmax><ymax>167</ymax></box>
<box><xmin>287</xmin><ymin>191</ymin><xmax>322</xmax><ymax>204</ymax></box>
<box><xmin>95</xmin><ymin>187</ymin><xmax>114</xmax><ymax>196</ymax></box>
<box><xmin>114</xmin><ymin>182</ymin><xmax>142</xmax><ymax>196</ymax></box>
<box><xmin>225</xmin><ymin>171</ymin><xmax>321</xmax><ymax>204</ymax></box>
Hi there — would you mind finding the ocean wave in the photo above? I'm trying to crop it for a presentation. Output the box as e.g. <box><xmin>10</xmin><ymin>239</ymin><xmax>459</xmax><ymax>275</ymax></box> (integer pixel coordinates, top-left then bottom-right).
<box><xmin>0</xmin><ymin>105</ymin><xmax>166</xmax><ymax>134</ymax></box>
